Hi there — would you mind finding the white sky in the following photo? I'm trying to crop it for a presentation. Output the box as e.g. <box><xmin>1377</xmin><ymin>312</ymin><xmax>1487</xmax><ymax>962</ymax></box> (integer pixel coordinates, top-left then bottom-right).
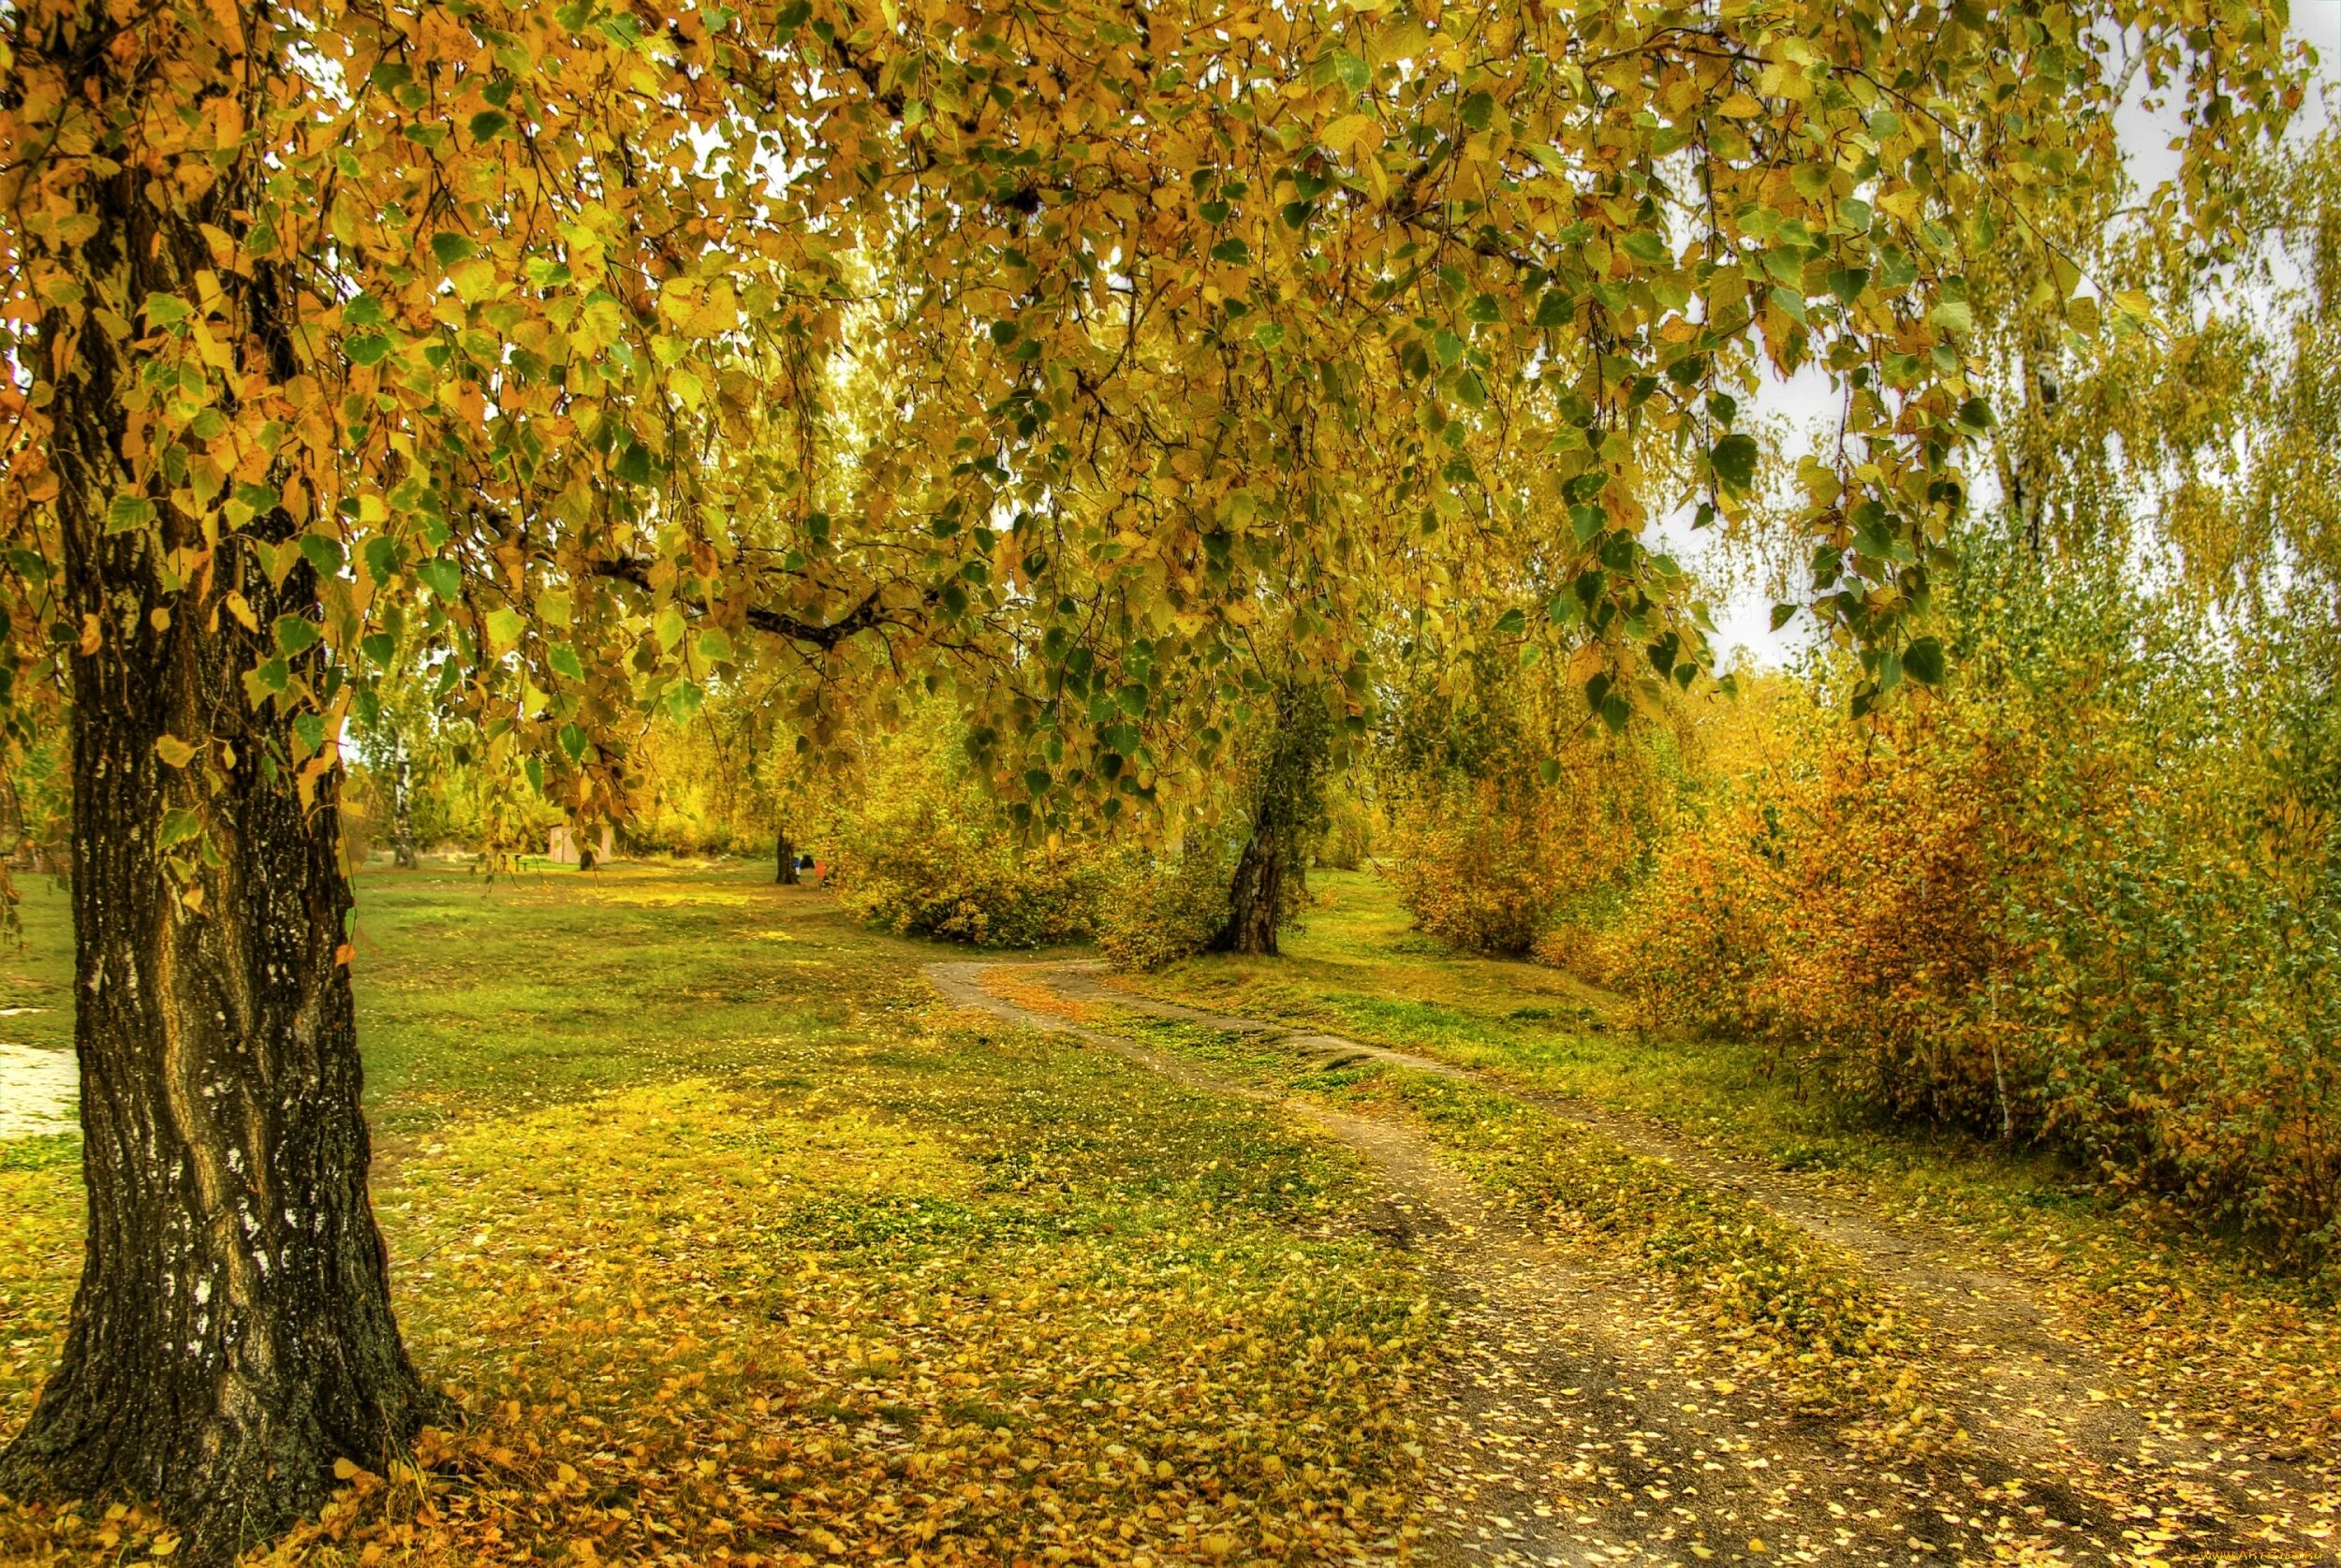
<box><xmin>1697</xmin><ymin>6</ymin><xmax>2341</xmax><ymax>668</ymax></box>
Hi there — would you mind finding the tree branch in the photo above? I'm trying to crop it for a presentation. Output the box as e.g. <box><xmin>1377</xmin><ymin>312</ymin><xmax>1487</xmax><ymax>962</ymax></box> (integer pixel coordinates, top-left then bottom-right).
<box><xmin>591</xmin><ymin>558</ymin><xmax>893</xmax><ymax>650</ymax></box>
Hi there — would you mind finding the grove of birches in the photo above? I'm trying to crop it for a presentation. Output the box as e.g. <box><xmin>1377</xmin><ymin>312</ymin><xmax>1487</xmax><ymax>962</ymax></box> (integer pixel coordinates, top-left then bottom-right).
<box><xmin>4</xmin><ymin>0</ymin><xmax>2341</xmax><ymax>1564</ymax></box>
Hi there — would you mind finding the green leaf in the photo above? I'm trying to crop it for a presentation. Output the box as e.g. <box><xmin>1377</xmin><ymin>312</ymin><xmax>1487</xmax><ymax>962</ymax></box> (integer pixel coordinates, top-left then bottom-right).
<box><xmin>1493</xmin><ymin>607</ymin><xmax>1527</xmax><ymax>636</ymax></box>
<box><xmin>142</xmin><ymin>293</ymin><xmax>192</xmax><ymax>328</ymax></box>
<box><xmin>695</xmin><ymin>627</ymin><xmax>734</xmax><ymax>664</ymax></box>
<box><xmin>614</xmin><ymin>441</ymin><xmax>656</xmax><ymax>487</ymax></box>
<box><xmin>343</xmin><ymin>292</ymin><xmax>388</xmax><ymax>328</ymax></box>
<box><xmin>1711</xmin><ymin>433</ymin><xmax>1760</xmax><ymax>494</ymax></box>
<box><xmin>247</xmin><ymin>657</ymin><xmax>291</xmax><ymax>698</ymax></box>
<box><xmin>1621</xmin><ymin>229</ymin><xmax>1671</xmax><ymax>267</ymax></box>
<box><xmin>484</xmin><ymin>606</ymin><xmax>525</xmax><ymax>651</ymax></box>
<box><xmin>431</xmin><ymin>231</ymin><xmax>477</xmax><ymax>267</ymax></box>
<box><xmin>1928</xmin><ymin>299</ymin><xmax>1974</xmax><ymax>336</ymax></box>
<box><xmin>159</xmin><ymin>809</ymin><xmax>203</xmax><ymax>850</ymax></box>
<box><xmin>106</xmin><ymin>495</ymin><xmax>157</xmax><ymax>535</ymax></box>
<box><xmin>559</xmin><ymin>723</ymin><xmax>589</xmax><ymax>762</ymax></box>
<box><xmin>1905</xmin><ymin>636</ymin><xmax>1947</xmax><ymax>686</ymax></box>
<box><xmin>549</xmin><ymin>641</ymin><xmax>585</xmax><ymax>681</ymax></box>
<box><xmin>273</xmin><ymin>615</ymin><xmax>321</xmax><ymax>656</ymax></box>
<box><xmin>1769</xmin><ymin>602</ymin><xmax>1799</xmax><ymax>632</ymax></box>
<box><xmin>298</xmin><ymin>535</ymin><xmax>345</xmax><ymax>578</ymax></box>
<box><xmin>361</xmin><ymin>538</ymin><xmax>402</xmax><ymax>587</ymax></box>
<box><xmin>417</xmin><ymin>560</ymin><xmax>462</xmax><ymax>602</ymax></box>
<box><xmin>1330</xmin><ymin>48</ymin><xmax>1369</xmax><ymax>95</ymax></box>
<box><xmin>468</xmin><ymin>110</ymin><xmax>510</xmax><ymax>142</ymax></box>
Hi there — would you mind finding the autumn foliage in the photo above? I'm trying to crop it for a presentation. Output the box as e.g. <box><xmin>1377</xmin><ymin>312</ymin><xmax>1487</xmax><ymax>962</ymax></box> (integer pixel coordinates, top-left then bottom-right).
<box><xmin>1605</xmin><ymin>545</ymin><xmax>2341</xmax><ymax>1261</ymax></box>
<box><xmin>1382</xmin><ymin>652</ymin><xmax>1671</xmax><ymax>959</ymax></box>
<box><xmin>826</xmin><ymin>729</ymin><xmax>1110</xmax><ymax>949</ymax></box>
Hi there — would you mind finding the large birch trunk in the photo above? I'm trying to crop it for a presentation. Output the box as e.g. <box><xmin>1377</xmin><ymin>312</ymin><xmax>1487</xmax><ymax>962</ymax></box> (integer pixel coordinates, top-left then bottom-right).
<box><xmin>0</xmin><ymin>7</ymin><xmax>444</xmax><ymax>1561</ymax></box>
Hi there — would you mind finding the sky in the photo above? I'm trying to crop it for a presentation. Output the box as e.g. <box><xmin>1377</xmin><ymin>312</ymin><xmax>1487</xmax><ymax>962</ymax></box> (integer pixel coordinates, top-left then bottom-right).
<box><xmin>1693</xmin><ymin>6</ymin><xmax>2341</xmax><ymax>668</ymax></box>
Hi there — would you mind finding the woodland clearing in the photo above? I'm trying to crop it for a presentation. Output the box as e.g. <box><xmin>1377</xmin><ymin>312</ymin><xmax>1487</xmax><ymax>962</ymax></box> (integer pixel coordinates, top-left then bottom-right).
<box><xmin>5</xmin><ymin>863</ymin><xmax>2337</xmax><ymax>1565</ymax></box>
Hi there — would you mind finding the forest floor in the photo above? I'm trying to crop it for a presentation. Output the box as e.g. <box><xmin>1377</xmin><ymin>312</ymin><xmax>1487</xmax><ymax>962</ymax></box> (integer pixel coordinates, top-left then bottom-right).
<box><xmin>1</xmin><ymin>863</ymin><xmax>2339</xmax><ymax>1566</ymax></box>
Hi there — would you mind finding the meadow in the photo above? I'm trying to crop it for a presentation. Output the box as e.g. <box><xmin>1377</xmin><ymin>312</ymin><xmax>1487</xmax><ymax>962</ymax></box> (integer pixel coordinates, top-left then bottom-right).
<box><xmin>5</xmin><ymin>860</ymin><xmax>2338</xmax><ymax>1564</ymax></box>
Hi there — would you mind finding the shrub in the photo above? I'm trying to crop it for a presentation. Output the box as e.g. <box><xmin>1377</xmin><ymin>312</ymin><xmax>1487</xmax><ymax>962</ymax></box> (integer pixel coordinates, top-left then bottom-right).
<box><xmin>1381</xmin><ymin>680</ymin><xmax>1675</xmax><ymax>959</ymax></box>
<box><xmin>1608</xmin><ymin>539</ymin><xmax>2341</xmax><ymax>1263</ymax></box>
<box><xmin>1387</xmin><ymin>776</ymin><xmax>1571</xmax><ymax>956</ymax></box>
<box><xmin>1096</xmin><ymin>835</ymin><xmax>1241</xmax><ymax>970</ymax></box>
<box><xmin>828</xmin><ymin>732</ymin><xmax>1107</xmax><ymax>948</ymax></box>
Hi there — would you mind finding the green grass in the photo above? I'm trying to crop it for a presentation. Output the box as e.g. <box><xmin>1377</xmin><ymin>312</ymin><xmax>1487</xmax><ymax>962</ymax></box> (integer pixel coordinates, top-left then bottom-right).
<box><xmin>0</xmin><ymin>862</ymin><xmax>1436</xmax><ymax>1567</ymax></box>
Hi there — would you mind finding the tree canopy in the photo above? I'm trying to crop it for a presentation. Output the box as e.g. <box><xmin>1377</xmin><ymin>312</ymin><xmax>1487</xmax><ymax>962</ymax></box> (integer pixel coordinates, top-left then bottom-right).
<box><xmin>3</xmin><ymin>0</ymin><xmax>2305</xmax><ymax>819</ymax></box>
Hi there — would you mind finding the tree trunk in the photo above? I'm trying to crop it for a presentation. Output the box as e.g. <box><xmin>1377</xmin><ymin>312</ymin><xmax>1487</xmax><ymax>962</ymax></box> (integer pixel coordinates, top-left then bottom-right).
<box><xmin>391</xmin><ymin>753</ymin><xmax>419</xmax><ymax>869</ymax></box>
<box><xmin>0</xmin><ymin>11</ymin><xmax>445</xmax><ymax>1561</ymax></box>
<box><xmin>1221</xmin><ymin>822</ymin><xmax>1283</xmax><ymax>955</ymax></box>
<box><xmin>1215</xmin><ymin>683</ymin><xmax>1331</xmax><ymax>956</ymax></box>
<box><xmin>776</xmin><ymin>826</ymin><xmax>800</xmax><ymax>885</ymax></box>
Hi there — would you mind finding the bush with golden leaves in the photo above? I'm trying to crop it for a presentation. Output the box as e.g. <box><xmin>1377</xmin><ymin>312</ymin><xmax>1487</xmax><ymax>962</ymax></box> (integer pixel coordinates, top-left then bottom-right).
<box><xmin>1612</xmin><ymin>552</ymin><xmax>2341</xmax><ymax>1264</ymax></box>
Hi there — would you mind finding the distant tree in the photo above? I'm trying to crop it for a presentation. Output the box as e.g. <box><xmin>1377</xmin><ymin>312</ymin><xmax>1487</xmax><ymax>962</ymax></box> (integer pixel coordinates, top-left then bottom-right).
<box><xmin>1219</xmin><ymin>682</ymin><xmax>1333</xmax><ymax>956</ymax></box>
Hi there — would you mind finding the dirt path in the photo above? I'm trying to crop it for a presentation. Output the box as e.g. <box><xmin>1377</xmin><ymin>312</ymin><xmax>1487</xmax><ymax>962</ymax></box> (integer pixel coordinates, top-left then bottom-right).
<box><xmin>928</xmin><ymin>960</ymin><xmax>2340</xmax><ymax>1567</ymax></box>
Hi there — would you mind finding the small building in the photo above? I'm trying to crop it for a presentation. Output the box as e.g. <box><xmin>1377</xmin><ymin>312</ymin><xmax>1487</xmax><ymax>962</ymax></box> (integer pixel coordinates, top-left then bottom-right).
<box><xmin>547</xmin><ymin>823</ymin><xmax>615</xmax><ymax>867</ymax></box>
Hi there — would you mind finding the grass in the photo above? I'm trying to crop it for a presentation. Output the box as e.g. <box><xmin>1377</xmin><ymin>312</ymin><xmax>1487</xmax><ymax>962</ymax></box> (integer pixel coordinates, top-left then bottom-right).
<box><xmin>0</xmin><ymin>862</ymin><xmax>1437</xmax><ymax>1567</ymax></box>
<box><xmin>1115</xmin><ymin>868</ymin><xmax>2341</xmax><ymax>1459</ymax></box>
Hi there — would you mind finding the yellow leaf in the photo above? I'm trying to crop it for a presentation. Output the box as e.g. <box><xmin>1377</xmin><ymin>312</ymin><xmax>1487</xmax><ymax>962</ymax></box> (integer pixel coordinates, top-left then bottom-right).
<box><xmin>1319</xmin><ymin>114</ymin><xmax>1376</xmax><ymax>152</ymax></box>
<box><xmin>449</xmin><ymin>257</ymin><xmax>499</xmax><ymax>304</ymax></box>
<box><xmin>225</xmin><ymin>592</ymin><xmax>259</xmax><ymax>632</ymax></box>
<box><xmin>333</xmin><ymin>1457</ymin><xmax>359</xmax><ymax>1480</ymax></box>
<box><xmin>155</xmin><ymin>735</ymin><xmax>198</xmax><ymax>769</ymax></box>
<box><xmin>1718</xmin><ymin>93</ymin><xmax>1763</xmax><ymax>119</ymax></box>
